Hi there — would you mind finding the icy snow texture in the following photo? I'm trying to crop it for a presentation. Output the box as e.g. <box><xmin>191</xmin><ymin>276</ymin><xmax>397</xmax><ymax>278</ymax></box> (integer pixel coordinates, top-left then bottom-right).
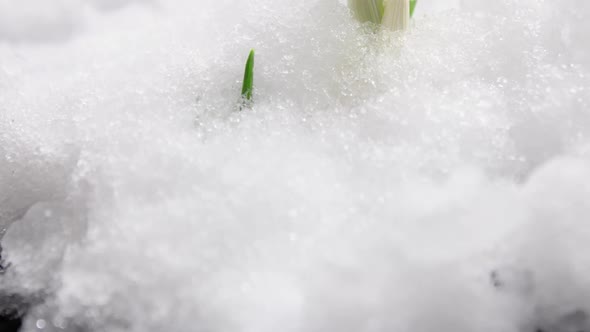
<box><xmin>1</xmin><ymin>0</ymin><xmax>590</xmax><ymax>331</ymax></box>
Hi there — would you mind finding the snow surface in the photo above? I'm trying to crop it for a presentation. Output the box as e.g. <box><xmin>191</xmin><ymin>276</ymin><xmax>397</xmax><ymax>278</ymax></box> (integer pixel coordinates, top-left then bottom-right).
<box><xmin>1</xmin><ymin>0</ymin><xmax>590</xmax><ymax>331</ymax></box>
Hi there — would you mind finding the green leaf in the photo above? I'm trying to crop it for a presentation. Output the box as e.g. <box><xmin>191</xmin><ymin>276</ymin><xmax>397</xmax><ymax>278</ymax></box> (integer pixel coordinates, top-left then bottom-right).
<box><xmin>410</xmin><ymin>0</ymin><xmax>418</xmax><ymax>17</ymax></box>
<box><xmin>241</xmin><ymin>49</ymin><xmax>255</xmax><ymax>102</ymax></box>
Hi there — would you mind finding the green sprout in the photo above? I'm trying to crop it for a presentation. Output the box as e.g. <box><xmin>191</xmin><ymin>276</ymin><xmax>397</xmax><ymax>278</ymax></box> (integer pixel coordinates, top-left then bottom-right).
<box><xmin>241</xmin><ymin>49</ymin><xmax>255</xmax><ymax>105</ymax></box>
<box><xmin>348</xmin><ymin>0</ymin><xmax>417</xmax><ymax>30</ymax></box>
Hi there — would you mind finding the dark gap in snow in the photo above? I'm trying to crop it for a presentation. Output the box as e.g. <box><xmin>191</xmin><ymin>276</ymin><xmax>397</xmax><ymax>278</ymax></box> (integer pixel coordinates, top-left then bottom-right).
<box><xmin>0</xmin><ymin>293</ymin><xmax>27</xmax><ymax>332</ymax></box>
<box><xmin>0</xmin><ymin>246</ymin><xmax>31</xmax><ymax>332</ymax></box>
<box><xmin>0</xmin><ymin>313</ymin><xmax>23</xmax><ymax>332</ymax></box>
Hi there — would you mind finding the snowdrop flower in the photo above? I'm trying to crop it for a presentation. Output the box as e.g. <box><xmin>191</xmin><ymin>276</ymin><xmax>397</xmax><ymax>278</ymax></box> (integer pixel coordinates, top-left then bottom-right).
<box><xmin>381</xmin><ymin>0</ymin><xmax>410</xmax><ymax>31</ymax></box>
<box><xmin>348</xmin><ymin>0</ymin><xmax>410</xmax><ymax>31</ymax></box>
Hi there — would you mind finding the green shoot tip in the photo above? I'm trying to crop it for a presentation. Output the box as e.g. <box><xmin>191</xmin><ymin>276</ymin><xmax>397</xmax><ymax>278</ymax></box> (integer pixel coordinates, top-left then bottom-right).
<box><xmin>241</xmin><ymin>49</ymin><xmax>255</xmax><ymax>104</ymax></box>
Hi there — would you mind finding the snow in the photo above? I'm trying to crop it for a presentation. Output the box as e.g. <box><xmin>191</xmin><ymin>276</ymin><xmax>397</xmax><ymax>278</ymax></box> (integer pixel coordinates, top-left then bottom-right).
<box><xmin>1</xmin><ymin>0</ymin><xmax>590</xmax><ymax>331</ymax></box>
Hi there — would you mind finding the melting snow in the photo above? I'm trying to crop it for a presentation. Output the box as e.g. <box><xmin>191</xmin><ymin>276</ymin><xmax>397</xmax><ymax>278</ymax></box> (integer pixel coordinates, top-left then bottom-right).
<box><xmin>1</xmin><ymin>0</ymin><xmax>590</xmax><ymax>331</ymax></box>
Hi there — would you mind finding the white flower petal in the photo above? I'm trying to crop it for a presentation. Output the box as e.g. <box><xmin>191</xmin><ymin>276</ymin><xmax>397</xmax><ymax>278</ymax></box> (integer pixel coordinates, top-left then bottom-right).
<box><xmin>381</xmin><ymin>0</ymin><xmax>410</xmax><ymax>31</ymax></box>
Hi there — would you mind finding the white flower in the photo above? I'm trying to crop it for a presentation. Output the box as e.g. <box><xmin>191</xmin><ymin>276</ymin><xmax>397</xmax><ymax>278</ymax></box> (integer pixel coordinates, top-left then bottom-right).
<box><xmin>348</xmin><ymin>0</ymin><xmax>410</xmax><ymax>31</ymax></box>
<box><xmin>381</xmin><ymin>0</ymin><xmax>409</xmax><ymax>31</ymax></box>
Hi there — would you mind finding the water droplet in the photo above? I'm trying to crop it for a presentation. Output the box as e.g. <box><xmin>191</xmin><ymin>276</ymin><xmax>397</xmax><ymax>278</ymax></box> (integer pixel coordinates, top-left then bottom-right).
<box><xmin>36</xmin><ymin>319</ymin><xmax>47</xmax><ymax>329</ymax></box>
